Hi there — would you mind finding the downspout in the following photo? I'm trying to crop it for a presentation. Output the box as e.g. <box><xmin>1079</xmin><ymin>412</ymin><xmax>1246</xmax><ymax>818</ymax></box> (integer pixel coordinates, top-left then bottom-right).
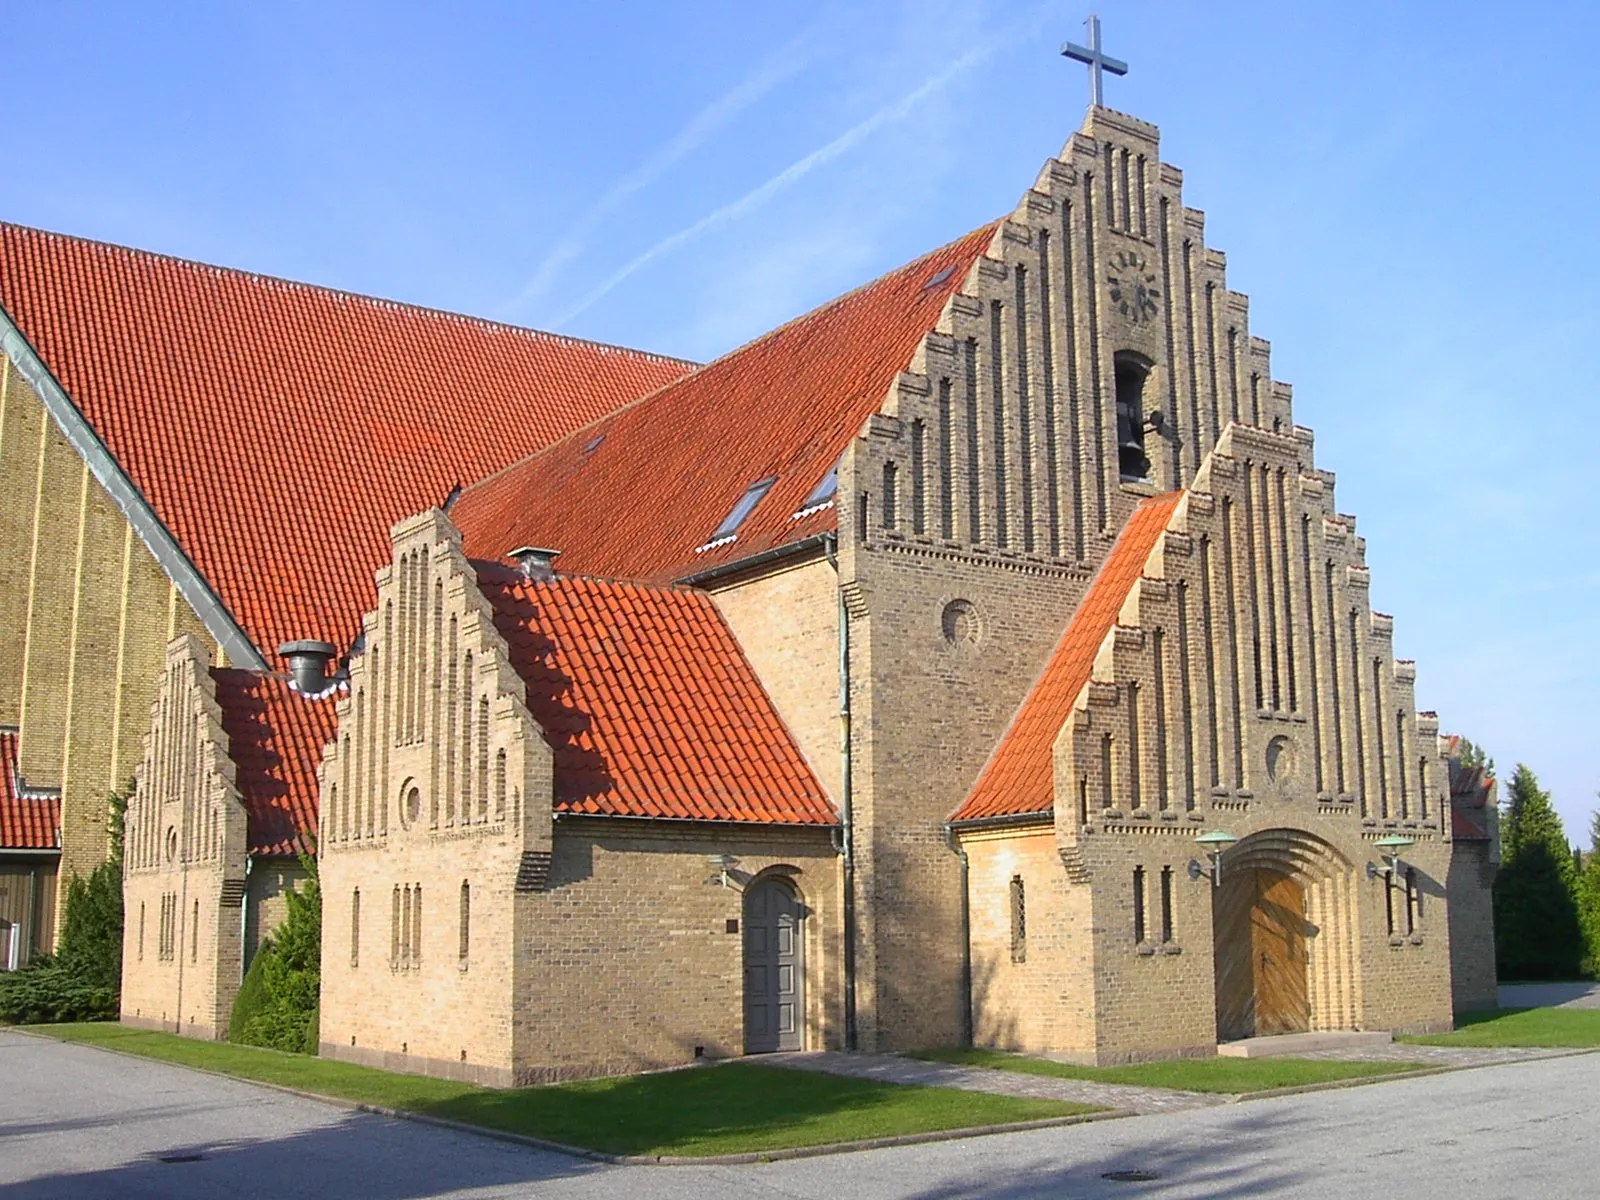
<box><xmin>823</xmin><ymin>532</ymin><xmax>857</xmax><ymax>1051</ymax></box>
<box><xmin>239</xmin><ymin>855</ymin><xmax>254</xmax><ymax>983</ymax></box>
<box><xmin>943</xmin><ymin>823</ymin><xmax>973</xmax><ymax>1047</ymax></box>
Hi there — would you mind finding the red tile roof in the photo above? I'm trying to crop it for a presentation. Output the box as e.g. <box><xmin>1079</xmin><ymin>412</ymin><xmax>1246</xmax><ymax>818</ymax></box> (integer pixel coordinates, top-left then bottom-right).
<box><xmin>952</xmin><ymin>493</ymin><xmax>1183</xmax><ymax>823</ymax></box>
<box><xmin>0</xmin><ymin>728</ymin><xmax>61</xmax><ymax>851</ymax></box>
<box><xmin>211</xmin><ymin>671</ymin><xmax>338</xmax><ymax>856</ymax></box>
<box><xmin>0</xmin><ymin>223</ymin><xmax>692</xmax><ymax>659</ymax></box>
<box><xmin>478</xmin><ymin>566</ymin><xmax>835</xmax><ymax>825</ymax></box>
<box><xmin>452</xmin><ymin>223</ymin><xmax>1002</xmax><ymax>582</ymax></box>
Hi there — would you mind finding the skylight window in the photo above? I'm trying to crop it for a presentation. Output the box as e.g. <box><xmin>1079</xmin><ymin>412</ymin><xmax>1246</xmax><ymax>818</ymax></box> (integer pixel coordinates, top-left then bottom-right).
<box><xmin>582</xmin><ymin>433</ymin><xmax>606</xmax><ymax>454</ymax></box>
<box><xmin>792</xmin><ymin>463</ymin><xmax>838</xmax><ymax>519</ymax></box>
<box><xmin>922</xmin><ymin>264</ymin><xmax>957</xmax><ymax>290</ymax></box>
<box><xmin>707</xmin><ymin>476</ymin><xmax>777</xmax><ymax>542</ymax></box>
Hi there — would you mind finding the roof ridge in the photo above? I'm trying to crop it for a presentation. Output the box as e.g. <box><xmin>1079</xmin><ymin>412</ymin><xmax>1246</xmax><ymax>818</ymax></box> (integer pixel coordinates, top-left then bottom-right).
<box><xmin>0</xmin><ymin>219</ymin><xmax>696</xmax><ymax>369</ymax></box>
<box><xmin>456</xmin><ymin>218</ymin><xmax>1003</xmax><ymax>503</ymax></box>
<box><xmin>470</xmin><ymin>558</ymin><xmax>711</xmax><ymax>596</ymax></box>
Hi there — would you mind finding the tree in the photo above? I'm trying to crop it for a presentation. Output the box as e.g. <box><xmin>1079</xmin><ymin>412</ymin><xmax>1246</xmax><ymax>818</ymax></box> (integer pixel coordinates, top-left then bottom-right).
<box><xmin>1453</xmin><ymin>736</ymin><xmax>1494</xmax><ymax>774</ymax></box>
<box><xmin>229</xmin><ymin>852</ymin><xmax>321</xmax><ymax>1053</ymax></box>
<box><xmin>1495</xmin><ymin>765</ymin><xmax>1584</xmax><ymax>980</ymax></box>
<box><xmin>1575</xmin><ymin>807</ymin><xmax>1600</xmax><ymax>977</ymax></box>
<box><xmin>0</xmin><ymin>789</ymin><xmax>128</xmax><ymax>1023</ymax></box>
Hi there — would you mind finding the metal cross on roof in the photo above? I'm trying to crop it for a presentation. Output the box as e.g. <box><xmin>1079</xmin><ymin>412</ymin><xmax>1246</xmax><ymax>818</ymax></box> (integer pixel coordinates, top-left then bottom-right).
<box><xmin>1061</xmin><ymin>13</ymin><xmax>1127</xmax><ymax>110</ymax></box>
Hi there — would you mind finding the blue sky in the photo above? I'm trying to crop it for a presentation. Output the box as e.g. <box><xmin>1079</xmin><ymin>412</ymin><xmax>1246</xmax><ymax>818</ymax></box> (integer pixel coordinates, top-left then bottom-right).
<box><xmin>4</xmin><ymin>1</ymin><xmax>1596</xmax><ymax>835</ymax></box>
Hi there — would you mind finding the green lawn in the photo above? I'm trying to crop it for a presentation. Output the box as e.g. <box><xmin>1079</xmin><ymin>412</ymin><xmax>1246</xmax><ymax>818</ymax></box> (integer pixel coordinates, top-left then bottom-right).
<box><xmin>26</xmin><ymin>1024</ymin><xmax>1095</xmax><ymax>1157</ymax></box>
<box><xmin>911</xmin><ymin>1046</ymin><xmax>1426</xmax><ymax>1094</ymax></box>
<box><xmin>1400</xmin><ymin>1007</ymin><xmax>1600</xmax><ymax>1048</ymax></box>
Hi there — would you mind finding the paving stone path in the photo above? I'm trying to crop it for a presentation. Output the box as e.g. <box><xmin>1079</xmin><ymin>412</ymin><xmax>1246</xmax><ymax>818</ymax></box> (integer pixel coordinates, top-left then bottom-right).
<box><xmin>761</xmin><ymin>1050</ymin><xmax>1225</xmax><ymax>1115</ymax></box>
<box><xmin>763</xmin><ymin>1042</ymin><xmax>1595</xmax><ymax>1117</ymax></box>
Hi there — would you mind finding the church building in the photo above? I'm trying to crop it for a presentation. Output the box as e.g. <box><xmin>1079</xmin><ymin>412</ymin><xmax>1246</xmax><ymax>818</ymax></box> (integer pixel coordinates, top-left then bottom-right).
<box><xmin>104</xmin><ymin>61</ymin><xmax>1500</xmax><ymax>1074</ymax></box>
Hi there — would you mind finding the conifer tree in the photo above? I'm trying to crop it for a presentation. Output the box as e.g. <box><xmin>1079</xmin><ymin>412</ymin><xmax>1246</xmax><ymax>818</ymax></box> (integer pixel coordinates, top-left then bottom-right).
<box><xmin>1495</xmin><ymin>765</ymin><xmax>1583</xmax><ymax>980</ymax></box>
<box><xmin>231</xmin><ymin>852</ymin><xmax>321</xmax><ymax>1053</ymax></box>
<box><xmin>1575</xmin><ymin>807</ymin><xmax>1600</xmax><ymax>977</ymax></box>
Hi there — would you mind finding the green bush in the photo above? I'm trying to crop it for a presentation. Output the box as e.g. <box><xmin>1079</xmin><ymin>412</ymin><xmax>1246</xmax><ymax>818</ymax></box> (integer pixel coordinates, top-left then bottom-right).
<box><xmin>229</xmin><ymin>855</ymin><xmax>321</xmax><ymax>1054</ymax></box>
<box><xmin>0</xmin><ymin>792</ymin><xmax>125</xmax><ymax>1024</ymax></box>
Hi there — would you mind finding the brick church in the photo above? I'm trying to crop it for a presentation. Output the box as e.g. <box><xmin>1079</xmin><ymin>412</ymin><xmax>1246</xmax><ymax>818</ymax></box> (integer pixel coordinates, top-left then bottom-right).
<box><xmin>0</xmin><ymin>54</ymin><xmax>1498</xmax><ymax>1078</ymax></box>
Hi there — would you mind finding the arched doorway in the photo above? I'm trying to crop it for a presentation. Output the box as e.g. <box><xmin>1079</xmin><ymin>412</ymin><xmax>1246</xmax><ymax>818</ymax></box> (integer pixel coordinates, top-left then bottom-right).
<box><xmin>1212</xmin><ymin>829</ymin><xmax>1357</xmax><ymax>1041</ymax></box>
<box><xmin>743</xmin><ymin>876</ymin><xmax>804</xmax><ymax>1053</ymax></box>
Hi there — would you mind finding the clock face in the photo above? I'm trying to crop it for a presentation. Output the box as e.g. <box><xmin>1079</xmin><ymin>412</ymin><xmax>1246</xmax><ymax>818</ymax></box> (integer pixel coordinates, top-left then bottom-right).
<box><xmin>1108</xmin><ymin>249</ymin><xmax>1161</xmax><ymax>325</ymax></box>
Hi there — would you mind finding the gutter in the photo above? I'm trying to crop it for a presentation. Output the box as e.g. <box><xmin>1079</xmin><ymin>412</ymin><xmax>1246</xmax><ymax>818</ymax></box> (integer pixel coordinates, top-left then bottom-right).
<box><xmin>678</xmin><ymin>533</ymin><xmax>831</xmax><ymax>588</ymax></box>
<box><xmin>945</xmin><ymin>809</ymin><xmax>1054</xmax><ymax>833</ymax></box>
<box><xmin>942</xmin><ymin>823</ymin><xmax>973</xmax><ymax>1047</ymax></box>
<box><xmin>822</xmin><ymin>532</ymin><xmax>857</xmax><ymax>1052</ymax></box>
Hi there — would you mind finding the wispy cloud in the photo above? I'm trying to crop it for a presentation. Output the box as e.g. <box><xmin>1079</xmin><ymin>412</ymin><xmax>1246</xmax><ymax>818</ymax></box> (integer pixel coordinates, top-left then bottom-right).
<box><xmin>546</xmin><ymin>35</ymin><xmax>1005</xmax><ymax>331</ymax></box>
<box><xmin>501</xmin><ymin>41</ymin><xmax>811</xmax><ymax>319</ymax></box>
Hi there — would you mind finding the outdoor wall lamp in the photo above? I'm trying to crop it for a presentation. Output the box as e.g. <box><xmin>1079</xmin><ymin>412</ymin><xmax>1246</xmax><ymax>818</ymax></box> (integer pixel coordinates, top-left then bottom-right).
<box><xmin>1366</xmin><ymin>834</ymin><xmax>1414</xmax><ymax>880</ymax></box>
<box><xmin>1187</xmin><ymin>829</ymin><xmax>1240</xmax><ymax>887</ymax></box>
<box><xmin>706</xmin><ymin>853</ymin><xmax>738</xmax><ymax>888</ymax></box>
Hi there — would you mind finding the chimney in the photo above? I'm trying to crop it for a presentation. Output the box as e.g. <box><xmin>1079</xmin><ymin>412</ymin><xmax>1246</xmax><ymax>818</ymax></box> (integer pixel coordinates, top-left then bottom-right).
<box><xmin>508</xmin><ymin>546</ymin><xmax>561</xmax><ymax>583</ymax></box>
<box><xmin>278</xmin><ymin>640</ymin><xmax>339</xmax><ymax>696</ymax></box>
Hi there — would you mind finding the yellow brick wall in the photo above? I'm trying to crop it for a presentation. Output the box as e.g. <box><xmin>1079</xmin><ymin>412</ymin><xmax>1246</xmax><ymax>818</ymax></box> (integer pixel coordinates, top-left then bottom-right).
<box><xmin>0</xmin><ymin>355</ymin><xmax>219</xmax><ymax>938</ymax></box>
<box><xmin>710</xmin><ymin>555</ymin><xmax>840</xmax><ymax>801</ymax></box>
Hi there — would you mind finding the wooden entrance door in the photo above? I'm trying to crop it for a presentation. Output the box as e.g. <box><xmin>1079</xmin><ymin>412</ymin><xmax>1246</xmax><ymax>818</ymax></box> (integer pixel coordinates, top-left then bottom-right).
<box><xmin>1213</xmin><ymin>868</ymin><xmax>1310</xmax><ymax>1040</ymax></box>
<box><xmin>743</xmin><ymin>878</ymin><xmax>803</xmax><ymax>1053</ymax></box>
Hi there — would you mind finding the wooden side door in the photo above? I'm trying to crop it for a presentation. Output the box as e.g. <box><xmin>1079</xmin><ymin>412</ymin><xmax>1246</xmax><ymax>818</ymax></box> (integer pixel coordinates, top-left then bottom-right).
<box><xmin>743</xmin><ymin>878</ymin><xmax>804</xmax><ymax>1053</ymax></box>
<box><xmin>1251</xmin><ymin>870</ymin><xmax>1310</xmax><ymax>1035</ymax></box>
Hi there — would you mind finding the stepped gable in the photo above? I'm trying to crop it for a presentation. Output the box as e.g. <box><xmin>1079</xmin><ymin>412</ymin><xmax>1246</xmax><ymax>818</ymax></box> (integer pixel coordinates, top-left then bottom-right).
<box><xmin>0</xmin><ymin>223</ymin><xmax>691</xmax><ymax>658</ymax></box>
<box><xmin>952</xmin><ymin>493</ymin><xmax>1183</xmax><ymax>823</ymax></box>
<box><xmin>0</xmin><ymin>727</ymin><xmax>59</xmax><ymax>850</ymax></box>
<box><xmin>476</xmin><ymin>564</ymin><xmax>835</xmax><ymax>825</ymax></box>
<box><xmin>452</xmin><ymin>222</ymin><xmax>1002</xmax><ymax>582</ymax></box>
<box><xmin>210</xmin><ymin>670</ymin><xmax>338</xmax><ymax>856</ymax></box>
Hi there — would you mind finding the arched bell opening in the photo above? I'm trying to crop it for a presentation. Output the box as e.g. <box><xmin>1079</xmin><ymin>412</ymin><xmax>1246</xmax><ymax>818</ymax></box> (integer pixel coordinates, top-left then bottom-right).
<box><xmin>1212</xmin><ymin>829</ymin><xmax>1360</xmax><ymax>1040</ymax></box>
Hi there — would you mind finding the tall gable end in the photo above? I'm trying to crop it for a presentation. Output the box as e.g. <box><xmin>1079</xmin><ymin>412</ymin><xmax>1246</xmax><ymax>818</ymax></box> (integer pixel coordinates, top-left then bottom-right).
<box><xmin>317</xmin><ymin>510</ymin><xmax>552</xmax><ymax>865</ymax></box>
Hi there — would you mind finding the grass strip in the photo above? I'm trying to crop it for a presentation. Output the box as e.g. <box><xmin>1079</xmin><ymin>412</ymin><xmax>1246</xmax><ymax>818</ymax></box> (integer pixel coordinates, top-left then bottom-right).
<box><xmin>26</xmin><ymin>1023</ymin><xmax>1095</xmax><ymax>1157</ymax></box>
<box><xmin>1400</xmin><ymin>1006</ymin><xmax>1600</xmax><ymax>1048</ymax></box>
<box><xmin>910</xmin><ymin>1046</ymin><xmax>1426</xmax><ymax>1094</ymax></box>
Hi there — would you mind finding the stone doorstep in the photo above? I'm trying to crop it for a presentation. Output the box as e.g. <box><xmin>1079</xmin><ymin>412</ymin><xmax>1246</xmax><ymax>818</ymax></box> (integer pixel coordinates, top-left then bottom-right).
<box><xmin>1216</xmin><ymin>1031</ymin><xmax>1394</xmax><ymax>1059</ymax></box>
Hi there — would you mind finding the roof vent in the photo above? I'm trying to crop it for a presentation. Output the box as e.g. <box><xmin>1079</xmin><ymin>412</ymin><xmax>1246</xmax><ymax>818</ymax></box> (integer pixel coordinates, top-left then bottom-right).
<box><xmin>278</xmin><ymin>640</ymin><xmax>342</xmax><ymax>699</ymax></box>
<box><xmin>509</xmin><ymin>546</ymin><xmax>561</xmax><ymax>582</ymax></box>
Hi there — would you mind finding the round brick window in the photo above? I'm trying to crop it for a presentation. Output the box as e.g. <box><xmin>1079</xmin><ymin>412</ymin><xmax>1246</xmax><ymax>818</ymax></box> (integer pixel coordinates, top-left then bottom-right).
<box><xmin>941</xmin><ymin>599</ymin><xmax>982</xmax><ymax>646</ymax></box>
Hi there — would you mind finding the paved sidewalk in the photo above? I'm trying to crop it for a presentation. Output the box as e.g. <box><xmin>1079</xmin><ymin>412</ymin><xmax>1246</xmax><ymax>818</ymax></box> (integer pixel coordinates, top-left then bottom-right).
<box><xmin>1296</xmin><ymin>1041</ymin><xmax>1589</xmax><ymax>1067</ymax></box>
<box><xmin>761</xmin><ymin>1051</ymin><xmax>1224</xmax><ymax>1114</ymax></box>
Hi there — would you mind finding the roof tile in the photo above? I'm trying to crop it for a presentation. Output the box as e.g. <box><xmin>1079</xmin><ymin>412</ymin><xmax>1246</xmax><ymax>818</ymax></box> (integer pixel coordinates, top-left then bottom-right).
<box><xmin>0</xmin><ymin>224</ymin><xmax>691</xmax><ymax>659</ymax></box>
<box><xmin>452</xmin><ymin>223</ymin><xmax>1001</xmax><ymax>582</ymax></box>
<box><xmin>211</xmin><ymin>671</ymin><xmax>338</xmax><ymax>856</ymax></box>
<box><xmin>478</xmin><ymin>566</ymin><xmax>835</xmax><ymax>825</ymax></box>
<box><xmin>0</xmin><ymin>728</ymin><xmax>60</xmax><ymax>851</ymax></box>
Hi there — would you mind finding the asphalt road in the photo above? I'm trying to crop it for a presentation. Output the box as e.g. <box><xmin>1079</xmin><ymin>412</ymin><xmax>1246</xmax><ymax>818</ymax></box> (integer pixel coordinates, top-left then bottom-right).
<box><xmin>2</xmin><ymin>1029</ymin><xmax>1595</xmax><ymax>1199</ymax></box>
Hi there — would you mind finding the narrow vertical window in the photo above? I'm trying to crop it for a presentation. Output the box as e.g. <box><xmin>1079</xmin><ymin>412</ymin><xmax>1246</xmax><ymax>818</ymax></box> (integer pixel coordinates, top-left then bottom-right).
<box><xmin>1384</xmin><ymin>875</ymin><xmax>1395</xmax><ymax>937</ymax></box>
<box><xmin>1405</xmin><ymin>867</ymin><xmax>1418</xmax><ymax>935</ymax></box>
<box><xmin>857</xmin><ymin>491</ymin><xmax>870</xmax><ymax>543</ymax></box>
<box><xmin>1160</xmin><ymin>866</ymin><xmax>1174</xmax><ymax>943</ymax></box>
<box><xmin>1078</xmin><ymin>777</ymin><xmax>1089</xmax><ymax>827</ymax></box>
<box><xmin>910</xmin><ymin>420</ymin><xmax>926</xmax><ymax>535</ymax></box>
<box><xmin>1127</xmin><ymin>681</ymin><xmax>1142</xmax><ymax>809</ymax></box>
<box><xmin>989</xmin><ymin>300</ymin><xmax>1008</xmax><ymax>547</ymax></box>
<box><xmin>476</xmin><ymin>696</ymin><xmax>490</xmax><ymax>819</ymax></box>
<box><xmin>391</xmin><ymin>886</ymin><xmax>401</xmax><ymax>966</ymax></box>
<box><xmin>460</xmin><ymin>652</ymin><xmax>474</xmax><ymax>822</ymax></box>
<box><xmin>965</xmin><ymin>339</ymin><xmax>981</xmax><ymax>540</ymax></box>
<box><xmin>138</xmin><ymin>901</ymin><xmax>146</xmax><ymax>960</ymax></box>
<box><xmin>1009</xmin><ymin>876</ymin><xmax>1026</xmax><ymax>964</ymax></box>
<box><xmin>412</xmin><ymin>884</ymin><xmax>423</xmax><ymax>963</ymax></box>
<box><xmin>1133</xmin><ymin>867</ymin><xmax>1147</xmax><ymax>943</ymax></box>
<box><xmin>938</xmin><ymin>378</ymin><xmax>954</xmax><ymax>538</ymax></box>
<box><xmin>401</xmin><ymin>885</ymin><xmax>412</xmax><ymax>965</ymax></box>
<box><xmin>1418</xmin><ymin>757</ymin><xmax>1430</xmax><ymax>820</ymax></box>
<box><xmin>192</xmin><ymin>899</ymin><xmax>199</xmax><ymax>962</ymax></box>
<box><xmin>882</xmin><ymin>461</ymin><xmax>898</xmax><ymax>530</ymax></box>
<box><xmin>1101</xmin><ymin>733</ymin><xmax>1115</xmax><ymax>809</ymax></box>
<box><xmin>351</xmin><ymin>888</ymin><xmax>361</xmax><ymax>968</ymax></box>
<box><xmin>495</xmin><ymin>748</ymin><xmax>507</xmax><ymax>819</ymax></box>
<box><xmin>459</xmin><ymin>880</ymin><xmax>471</xmax><ymax>968</ymax></box>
